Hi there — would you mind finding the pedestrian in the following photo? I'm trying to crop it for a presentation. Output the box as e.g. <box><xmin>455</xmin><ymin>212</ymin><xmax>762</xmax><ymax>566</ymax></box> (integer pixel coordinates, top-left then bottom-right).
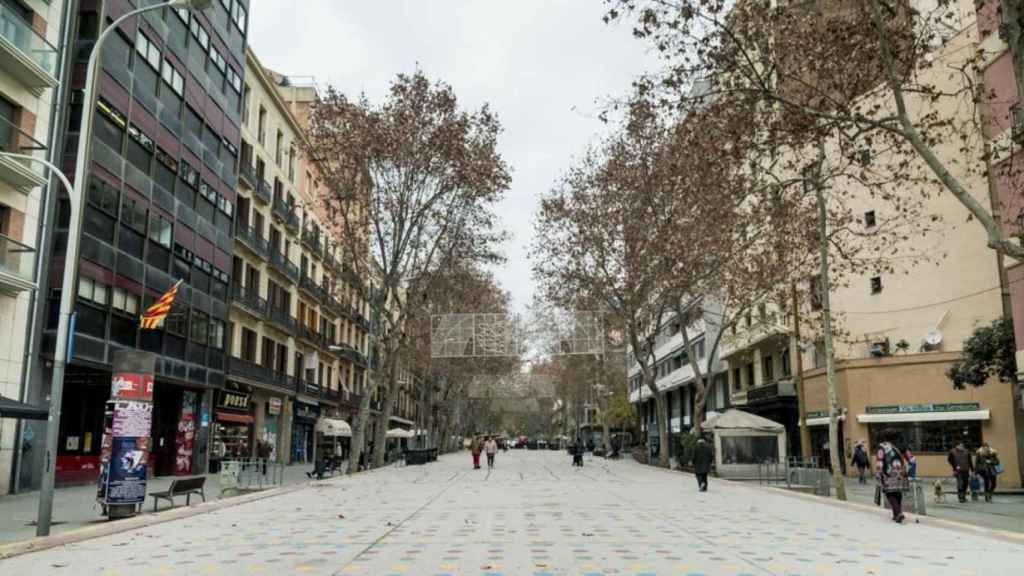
<box><xmin>947</xmin><ymin>442</ymin><xmax>973</xmax><ymax>503</ymax></box>
<box><xmin>470</xmin><ymin>436</ymin><xmax>482</xmax><ymax>469</ymax></box>
<box><xmin>875</xmin><ymin>429</ymin><xmax>907</xmax><ymax>524</ymax></box>
<box><xmin>257</xmin><ymin>439</ymin><xmax>271</xmax><ymax>476</ymax></box>
<box><xmin>572</xmin><ymin>437</ymin><xmax>584</xmax><ymax>467</ymax></box>
<box><xmin>692</xmin><ymin>436</ymin><xmax>714</xmax><ymax>492</ymax></box>
<box><xmin>484</xmin><ymin>436</ymin><xmax>498</xmax><ymax>469</ymax></box>
<box><xmin>904</xmin><ymin>448</ymin><xmax>917</xmax><ymax>481</ymax></box>
<box><xmin>974</xmin><ymin>442</ymin><xmax>1001</xmax><ymax>502</ymax></box>
<box><xmin>851</xmin><ymin>441</ymin><xmax>869</xmax><ymax>485</ymax></box>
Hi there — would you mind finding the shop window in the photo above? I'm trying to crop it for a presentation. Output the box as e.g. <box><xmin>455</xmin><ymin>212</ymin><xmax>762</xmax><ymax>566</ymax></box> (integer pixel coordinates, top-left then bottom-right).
<box><xmin>868</xmin><ymin>421</ymin><xmax>983</xmax><ymax>454</ymax></box>
<box><xmin>720</xmin><ymin>435</ymin><xmax>779</xmax><ymax>465</ymax></box>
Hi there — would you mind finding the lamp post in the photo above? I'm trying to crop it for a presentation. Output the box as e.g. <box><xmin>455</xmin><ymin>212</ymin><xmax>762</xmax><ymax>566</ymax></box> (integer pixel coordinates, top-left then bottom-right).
<box><xmin>34</xmin><ymin>0</ymin><xmax>213</xmax><ymax>537</ymax></box>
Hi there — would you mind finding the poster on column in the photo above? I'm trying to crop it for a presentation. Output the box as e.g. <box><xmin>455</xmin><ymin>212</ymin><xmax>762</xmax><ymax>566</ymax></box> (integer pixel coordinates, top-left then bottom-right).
<box><xmin>175</xmin><ymin>391</ymin><xmax>196</xmax><ymax>475</ymax></box>
<box><xmin>112</xmin><ymin>401</ymin><xmax>153</xmax><ymax>437</ymax></box>
<box><xmin>105</xmin><ymin>436</ymin><xmax>149</xmax><ymax>505</ymax></box>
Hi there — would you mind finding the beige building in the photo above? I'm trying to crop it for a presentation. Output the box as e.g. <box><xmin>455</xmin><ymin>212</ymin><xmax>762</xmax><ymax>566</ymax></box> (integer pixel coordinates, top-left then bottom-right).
<box><xmin>721</xmin><ymin>4</ymin><xmax>1022</xmax><ymax>486</ymax></box>
<box><xmin>0</xmin><ymin>0</ymin><xmax>63</xmax><ymax>493</ymax></box>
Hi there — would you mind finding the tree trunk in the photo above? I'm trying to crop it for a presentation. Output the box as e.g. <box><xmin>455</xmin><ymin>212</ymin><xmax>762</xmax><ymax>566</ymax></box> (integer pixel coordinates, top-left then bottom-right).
<box><xmin>791</xmin><ymin>283</ymin><xmax>812</xmax><ymax>460</ymax></box>
<box><xmin>815</xmin><ymin>177</ymin><xmax>848</xmax><ymax>501</ymax></box>
<box><xmin>653</xmin><ymin>390</ymin><xmax>669</xmax><ymax>468</ymax></box>
<box><xmin>678</xmin><ymin>309</ymin><xmax>708</xmax><ymax>436</ymax></box>
<box><xmin>372</xmin><ymin>342</ymin><xmax>402</xmax><ymax>467</ymax></box>
<box><xmin>348</xmin><ymin>381</ymin><xmax>373</xmax><ymax>474</ymax></box>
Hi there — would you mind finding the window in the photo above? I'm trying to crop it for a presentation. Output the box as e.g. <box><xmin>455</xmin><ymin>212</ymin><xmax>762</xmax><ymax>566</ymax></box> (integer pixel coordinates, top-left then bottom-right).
<box><xmin>864</xmin><ymin>210</ymin><xmax>876</xmax><ymax>228</ymax></box>
<box><xmin>275</xmin><ymin>131</ymin><xmax>283</xmax><ymax>166</ymax></box>
<box><xmin>0</xmin><ymin>204</ymin><xmax>9</xmax><ymax>236</ymax></box>
<box><xmin>111</xmin><ymin>287</ymin><xmax>140</xmax><ymax>315</ymax></box>
<box><xmin>88</xmin><ymin>178</ymin><xmax>120</xmax><ymax>214</ymax></box>
<box><xmin>233</xmin><ymin>0</ymin><xmax>248</xmax><ymax>33</ymax></box>
<box><xmin>149</xmin><ymin>214</ymin><xmax>172</xmax><ymax>247</ymax></box>
<box><xmin>720</xmin><ymin>436</ymin><xmax>779</xmax><ymax>464</ymax></box>
<box><xmin>761</xmin><ymin>354</ymin><xmax>774</xmax><ymax>384</ymax></box>
<box><xmin>94</xmin><ymin>107</ymin><xmax>125</xmax><ymax>152</ymax></box>
<box><xmin>242</xmin><ymin>85</ymin><xmax>252</xmax><ymax>123</ymax></box>
<box><xmin>0</xmin><ymin>95</ymin><xmax>16</xmax><ymax>150</ymax></box>
<box><xmin>161</xmin><ymin>60</ymin><xmax>185</xmax><ymax>97</ymax></box>
<box><xmin>184</xmin><ymin>106</ymin><xmax>203</xmax><ymax>140</ymax></box>
<box><xmin>190</xmin><ymin>310</ymin><xmax>209</xmax><ymax>345</ymax></box>
<box><xmin>121</xmin><ymin>195</ymin><xmax>147</xmax><ymax>232</ymax></box>
<box><xmin>134</xmin><ymin>33</ymin><xmax>161</xmax><ymax>71</ymax></box>
<box><xmin>125</xmin><ymin>125</ymin><xmax>153</xmax><ymax>173</ymax></box>
<box><xmin>870</xmin><ymin>276</ymin><xmax>883</xmax><ymax>294</ymax></box>
<box><xmin>189</xmin><ymin>17</ymin><xmax>210</xmax><ymax>51</ymax></box>
<box><xmin>868</xmin><ymin>421</ymin><xmax>982</xmax><ymax>454</ymax></box>
<box><xmin>288</xmin><ymin>146</ymin><xmax>296</xmax><ymax>182</ymax></box>
<box><xmin>258</xmin><ymin>106</ymin><xmax>267</xmax><ymax>144</ymax></box>
<box><xmin>77</xmin><ymin>277</ymin><xmax>109</xmax><ymax>305</ymax></box>
<box><xmin>165</xmin><ymin>304</ymin><xmax>188</xmax><ymax>336</ymax></box>
<box><xmin>209</xmin><ymin>319</ymin><xmax>226</xmax><ymax>349</ymax></box>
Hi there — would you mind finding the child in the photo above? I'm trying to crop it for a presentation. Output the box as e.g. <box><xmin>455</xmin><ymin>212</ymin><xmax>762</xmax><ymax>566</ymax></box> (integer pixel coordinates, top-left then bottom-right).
<box><xmin>969</xmin><ymin>472</ymin><xmax>981</xmax><ymax>502</ymax></box>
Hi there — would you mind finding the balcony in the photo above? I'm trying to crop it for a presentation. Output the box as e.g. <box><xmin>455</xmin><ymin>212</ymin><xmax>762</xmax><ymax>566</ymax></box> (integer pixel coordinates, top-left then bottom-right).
<box><xmin>297</xmin><ymin>378</ymin><xmax>321</xmax><ymax>398</ymax></box>
<box><xmin>301</xmin><ymin>227</ymin><xmax>323</xmax><ymax>257</ymax></box>
<box><xmin>255</xmin><ymin>179</ymin><xmax>272</xmax><ymax>205</ymax></box>
<box><xmin>0</xmin><ymin>117</ymin><xmax>48</xmax><ymax>192</ymax></box>
<box><xmin>234</xmin><ymin>222</ymin><xmax>269</xmax><ymax>260</ymax></box>
<box><xmin>269</xmin><ymin>249</ymin><xmax>300</xmax><ymax>283</ymax></box>
<box><xmin>0</xmin><ymin>2</ymin><xmax>58</xmax><ymax>90</ymax></box>
<box><xmin>238</xmin><ymin>162</ymin><xmax>257</xmax><ymax>189</ymax></box>
<box><xmin>299</xmin><ymin>273</ymin><xmax>323</xmax><ymax>302</ymax></box>
<box><xmin>0</xmin><ymin>233</ymin><xmax>35</xmax><ymax>295</ymax></box>
<box><xmin>227</xmin><ymin>356</ymin><xmax>271</xmax><ymax>384</ymax></box>
<box><xmin>298</xmin><ymin>323</ymin><xmax>324</xmax><ymax>348</ymax></box>
<box><xmin>266</xmin><ymin>305</ymin><xmax>297</xmax><ymax>333</ymax></box>
<box><xmin>324</xmin><ymin>387</ymin><xmax>341</xmax><ymax>402</ymax></box>
<box><xmin>746</xmin><ymin>378</ymin><xmax>797</xmax><ymax>405</ymax></box>
<box><xmin>269</xmin><ymin>369</ymin><xmax>297</xmax><ymax>393</ymax></box>
<box><xmin>272</xmin><ymin>196</ymin><xmax>290</xmax><ymax>223</ymax></box>
<box><xmin>340</xmin><ymin>390</ymin><xmax>363</xmax><ymax>407</ymax></box>
<box><xmin>230</xmin><ymin>283</ymin><xmax>267</xmax><ymax>318</ymax></box>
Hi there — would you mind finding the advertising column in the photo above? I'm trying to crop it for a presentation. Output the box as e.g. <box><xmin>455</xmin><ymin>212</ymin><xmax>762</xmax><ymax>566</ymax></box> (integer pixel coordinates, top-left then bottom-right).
<box><xmin>97</xmin><ymin>351</ymin><xmax>156</xmax><ymax>519</ymax></box>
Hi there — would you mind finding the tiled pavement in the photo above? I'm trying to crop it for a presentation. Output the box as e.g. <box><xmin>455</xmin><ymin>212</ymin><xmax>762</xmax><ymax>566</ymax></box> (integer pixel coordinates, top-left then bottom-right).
<box><xmin>2</xmin><ymin>451</ymin><xmax>1023</xmax><ymax>575</ymax></box>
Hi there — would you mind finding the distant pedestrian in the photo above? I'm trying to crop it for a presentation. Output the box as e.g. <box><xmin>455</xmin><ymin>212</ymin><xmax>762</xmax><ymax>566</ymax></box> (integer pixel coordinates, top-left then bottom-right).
<box><xmin>904</xmin><ymin>448</ymin><xmax>917</xmax><ymax>480</ymax></box>
<box><xmin>257</xmin><ymin>440</ymin><xmax>272</xmax><ymax>476</ymax></box>
<box><xmin>974</xmin><ymin>442</ymin><xmax>1001</xmax><ymax>502</ymax></box>
<box><xmin>851</xmin><ymin>441</ymin><xmax>869</xmax><ymax>485</ymax></box>
<box><xmin>875</xmin><ymin>429</ymin><xmax>907</xmax><ymax>524</ymax></box>
<box><xmin>692</xmin><ymin>436</ymin><xmax>714</xmax><ymax>492</ymax></box>
<box><xmin>947</xmin><ymin>442</ymin><xmax>973</xmax><ymax>503</ymax></box>
<box><xmin>572</xmin><ymin>437</ymin><xmax>584</xmax><ymax>467</ymax></box>
<box><xmin>484</xmin><ymin>436</ymin><xmax>498</xmax><ymax>469</ymax></box>
<box><xmin>470</xmin><ymin>437</ymin><xmax>482</xmax><ymax>469</ymax></box>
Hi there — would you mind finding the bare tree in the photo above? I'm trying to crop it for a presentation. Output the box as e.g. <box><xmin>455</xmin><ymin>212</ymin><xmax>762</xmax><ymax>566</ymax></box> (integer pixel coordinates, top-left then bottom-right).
<box><xmin>306</xmin><ymin>71</ymin><xmax>511</xmax><ymax>471</ymax></box>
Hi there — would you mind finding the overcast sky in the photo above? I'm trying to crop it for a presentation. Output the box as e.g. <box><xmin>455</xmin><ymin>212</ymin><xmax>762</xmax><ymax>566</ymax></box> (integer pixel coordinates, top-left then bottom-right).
<box><xmin>249</xmin><ymin>1</ymin><xmax>659</xmax><ymax>314</ymax></box>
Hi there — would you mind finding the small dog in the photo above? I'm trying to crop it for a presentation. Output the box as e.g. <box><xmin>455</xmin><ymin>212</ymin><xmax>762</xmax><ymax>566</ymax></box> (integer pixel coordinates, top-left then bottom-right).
<box><xmin>934</xmin><ymin>479</ymin><xmax>947</xmax><ymax>503</ymax></box>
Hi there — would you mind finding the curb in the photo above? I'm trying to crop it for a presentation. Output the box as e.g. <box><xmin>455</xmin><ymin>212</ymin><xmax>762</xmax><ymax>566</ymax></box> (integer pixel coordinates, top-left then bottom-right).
<box><xmin>628</xmin><ymin>459</ymin><xmax>1024</xmax><ymax>546</ymax></box>
<box><xmin>0</xmin><ymin>476</ymin><xmax>341</xmax><ymax>561</ymax></box>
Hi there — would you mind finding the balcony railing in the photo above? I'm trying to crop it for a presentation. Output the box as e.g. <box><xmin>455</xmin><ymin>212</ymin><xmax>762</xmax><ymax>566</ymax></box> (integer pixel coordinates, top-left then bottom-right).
<box><xmin>746</xmin><ymin>378</ymin><xmax>797</xmax><ymax>404</ymax></box>
<box><xmin>267</xmin><ymin>305</ymin><xmax>297</xmax><ymax>332</ymax></box>
<box><xmin>297</xmin><ymin>378</ymin><xmax>321</xmax><ymax>397</ymax></box>
<box><xmin>298</xmin><ymin>323</ymin><xmax>324</xmax><ymax>347</ymax></box>
<box><xmin>271</xmin><ymin>196</ymin><xmax>288</xmax><ymax>221</ymax></box>
<box><xmin>0</xmin><ymin>2</ymin><xmax>58</xmax><ymax>86</ymax></box>
<box><xmin>269</xmin><ymin>369</ymin><xmax>297</xmax><ymax>393</ymax></box>
<box><xmin>234</xmin><ymin>222</ymin><xmax>269</xmax><ymax>260</ymax></box>
<box><xmin>301</xmin><ymin>227</ymin><xmax>324</xmax><ymax>256</ymax></box>
<box><xmin>227</xmin><ymin>356</ymin><xmax>270</xmax><ymax>383</ymax></box>
<box><xmin>255</xmin><ymin>179</ymin><xmax>272</xmax><ymax>205</ymax></box>
<box><xmin>269</xmin><ymin>249</ymin><xmax>300</xmax><ymax>283</ymax></box>
<box><xmin>299</xmin><ymin>273</ymin><xmax>323</xmax><ymax>302</ymax></box>
<box><xmin>0</xmin><ymin>233</ymin><xmax>35</xmax><ymax>293</ymax></box>
<box><xmin>238</xmin><ymin>162</ymin><xmax>257</xmax><ymax>189</ymax></box>
<box><xmin>230</xmin><ymin>283</ymin><xmax>267</xmax><ymax>317</ymax></box>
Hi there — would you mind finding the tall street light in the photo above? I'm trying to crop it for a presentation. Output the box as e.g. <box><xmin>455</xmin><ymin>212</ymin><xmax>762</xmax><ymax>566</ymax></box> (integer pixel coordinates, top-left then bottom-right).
<box><xmin>35</xmin><ymin>0</ymin><xmax>213</xmax><ymax>537</ymax></box>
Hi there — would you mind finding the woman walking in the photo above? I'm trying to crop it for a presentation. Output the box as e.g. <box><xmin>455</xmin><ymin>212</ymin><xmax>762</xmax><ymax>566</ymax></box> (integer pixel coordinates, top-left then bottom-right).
<box><xmin>470</xmin><ymin>436</ymin><xmax>482</xmax><ymax>469</ymax></box>
<box><xmin>975</xmin><ymin>442</ymin><xmax>1001</xmax><ymax>502</ymax></box>
<box><xmin>484</xmin><ymin>436</ymin><xmax>498</xmax><ymax>469</ymax></box>
<box><xmin>851</xmin><ymin>441</ymin><xmax>869</xmax><ymax>485</ymax></box>
<box><xmin>875</xmin><ymin>429</ymin><xmax>907</xmax><ymax>524</ymax></box>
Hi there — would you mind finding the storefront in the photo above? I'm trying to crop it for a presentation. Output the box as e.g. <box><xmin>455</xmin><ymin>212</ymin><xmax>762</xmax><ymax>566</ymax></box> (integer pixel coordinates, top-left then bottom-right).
<box><xmin>253</xmin><ymin>390</ymin><xmax>287</xmax><ymax>463</ymax></box>
<box><xmin>291</xmin><ymin>400</ymin><xmax>319</xmax><ymax>464</ymax></box>
<box><xmin>210</xmin><ymin>387</ymin><xmax>254</xmax><ymax>473</ymax></box>
<box><xmin>149</xmin><ymin>380</ymin><xmax>206</xmax><ymax>477</ymax></box>
<box><xmin>803</xmin><ymin>352</ymin><xmax>1022</xmax><ymax>487</ymax></box>
<box><xmin>54</xmin><ymin>367</ymin><xmax>110</xmax><ymax>485</ymax></box>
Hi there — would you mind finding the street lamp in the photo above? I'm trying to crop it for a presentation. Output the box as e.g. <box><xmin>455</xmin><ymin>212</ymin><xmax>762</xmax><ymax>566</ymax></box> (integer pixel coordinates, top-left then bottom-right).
<box><xmin>34</xmin><ymin>0</ymin><xmax>212</xmax><ymax>537</ymax></box>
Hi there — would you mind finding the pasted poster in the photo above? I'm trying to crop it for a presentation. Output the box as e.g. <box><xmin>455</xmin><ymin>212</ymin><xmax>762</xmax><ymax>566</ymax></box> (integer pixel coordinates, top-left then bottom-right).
<box><xmin>105</xmin><ymin>436</ymin><xmax>149</xmax><ymax>505</ymax></box>
<box><xmin>175</xmin><ymin>391</ymin><xmax>196</xmax><ymax>475</ymax></box>
<box><xmin>112</xmin><ymin>401</ymin><xmax>153</xmax><ymax>438</ymax></box>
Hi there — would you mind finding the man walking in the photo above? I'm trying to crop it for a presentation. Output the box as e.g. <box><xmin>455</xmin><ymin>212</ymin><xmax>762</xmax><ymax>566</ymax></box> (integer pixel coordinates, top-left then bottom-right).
<box><xmin>948</xmin><ymin>442</ymin><xmax>973</xmax><ymax>503</ymax></box>
<box><xmin>484</xmin><ymin>436</ymin><xmax>498</xmax><ymax>469</ymax></box>
<box><xmin>851</xmin><ymin>441</ymin><xmax>869</xmax><ymax>485</ymax></box>
<box><xmin>975</xmin><ymin>442</ymin><xmax>1001</xmax><ymax>502</ymax></box>
<box><xmin>692</xmin><ymin>436</ymin><xmax>713</xmax><ymax>492</ymax></box>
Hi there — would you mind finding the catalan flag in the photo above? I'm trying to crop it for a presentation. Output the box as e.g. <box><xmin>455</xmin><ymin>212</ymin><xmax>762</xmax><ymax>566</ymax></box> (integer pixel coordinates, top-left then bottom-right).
<box><xmin>140</xmin><ymin>279</ymin><xmax>184</xmax><ymax>329</ymax></box>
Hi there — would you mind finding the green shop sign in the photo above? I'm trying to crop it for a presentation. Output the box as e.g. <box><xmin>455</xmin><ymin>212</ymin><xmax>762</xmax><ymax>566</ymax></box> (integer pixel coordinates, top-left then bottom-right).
<box><xmin>805</xmin><ymin>411</ymin><xmax>829</xmax><ymax>419</ymax></box>
<box><xmin>865</xmin><ymin>402</ymin><xmax>980</xmax><ymax>415</ymax></box>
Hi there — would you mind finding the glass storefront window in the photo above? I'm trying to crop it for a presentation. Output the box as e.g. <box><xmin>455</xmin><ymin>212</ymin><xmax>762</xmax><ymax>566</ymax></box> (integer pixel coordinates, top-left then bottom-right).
<box><xmin>720</xmin><ymin>435</ymin><xmax>779</xmax><ymax>465</ymax></box>
<box><xmin>868</xmin><ymin>421</ymin><xmax>983</xmax><ymax>454</ymax></box>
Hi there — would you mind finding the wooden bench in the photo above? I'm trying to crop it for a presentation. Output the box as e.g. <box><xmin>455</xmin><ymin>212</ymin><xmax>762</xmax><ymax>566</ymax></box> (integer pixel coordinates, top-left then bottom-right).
<box><xmin>149</xmin><ymin>476</ymin><xmax>207</xmax><ymax>511</ymax></box>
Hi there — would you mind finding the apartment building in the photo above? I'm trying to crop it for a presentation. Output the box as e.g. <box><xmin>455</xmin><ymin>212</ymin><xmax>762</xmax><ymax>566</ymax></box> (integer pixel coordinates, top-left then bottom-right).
<box><xmin>0</xmin><ymin>0</ymin><xmax>65</xmax><ymax>494</ymax></box>
<box><xmin>720</xmin><ymin>1</ymin><xmax>1022</xmax><ymax>485</ymax></box>
<box><xmin>12</xmin><ymin>0</ymin><xmax>250</xmax><ymax>489</ymax></box>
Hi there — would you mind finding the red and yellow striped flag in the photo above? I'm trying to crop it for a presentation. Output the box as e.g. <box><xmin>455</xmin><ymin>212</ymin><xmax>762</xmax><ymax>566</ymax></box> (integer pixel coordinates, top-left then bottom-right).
<box><xmin>140</xmin><ymin>279</ymin><xmax>184</xmax><ymax>329</ymax></box>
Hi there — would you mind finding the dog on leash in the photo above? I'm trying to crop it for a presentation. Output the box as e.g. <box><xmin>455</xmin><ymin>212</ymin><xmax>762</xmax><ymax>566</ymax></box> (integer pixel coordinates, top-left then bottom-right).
<box><xmin>933</xmin><ymin>479</ymin><xmax>947</xmax><ymax>503</ymax></box>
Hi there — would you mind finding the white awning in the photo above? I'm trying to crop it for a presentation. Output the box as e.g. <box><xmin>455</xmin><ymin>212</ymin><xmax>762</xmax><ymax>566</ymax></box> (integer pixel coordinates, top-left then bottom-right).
<box><xmin>316</xmin><ymin>418</ymin><xmax>352</xmax><ymax>437</ymax></box>
<box><xmin>800</xmin><ymin>415</ymin><xmax>846</xmax><ymax>427</ymax></box>
<box><xmin>856</xmin><ymin>410</ymin><xmax>990</xmax><ymax>424</ymax></box>
<box><xmin>387</xmin><ymin>428</ymin><xmax>414</xmax><ymax>439</ymax></box>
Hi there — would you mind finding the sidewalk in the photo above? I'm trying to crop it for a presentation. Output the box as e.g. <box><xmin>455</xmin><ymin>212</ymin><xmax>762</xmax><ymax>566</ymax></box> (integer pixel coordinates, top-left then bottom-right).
<box><xmin>844</xmin><ymin>478</ymin><xmax>1024</xmax><ymax>534</ymax></box>
<box><xmin>0</xmin><ymin>462</ymin><xmax>326</xmax><ymax>544</ymax></box>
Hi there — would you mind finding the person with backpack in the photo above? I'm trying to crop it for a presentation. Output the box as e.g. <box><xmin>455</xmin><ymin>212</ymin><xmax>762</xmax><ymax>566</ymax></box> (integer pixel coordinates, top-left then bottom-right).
<box><xmin>851</xmin><ymin>441</ymin><xmax>870</xmax><ymax>485</ymax></box>
<box><xmin>875</xmin><ymin>428</ymin><xmax>907</xmax><ymax>524</ymax></box>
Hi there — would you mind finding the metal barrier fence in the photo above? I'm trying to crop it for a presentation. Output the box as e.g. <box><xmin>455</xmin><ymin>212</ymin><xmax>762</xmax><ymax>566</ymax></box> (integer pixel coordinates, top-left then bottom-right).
<box><xmin>758</xmin><ymin>458</ymin><xmax>833</xmax><ymax>497</ymax></box>
<box><xmin>218</xmin><ymin>458</ymin><xmax>286</xmax><ymax>494</ymax></box>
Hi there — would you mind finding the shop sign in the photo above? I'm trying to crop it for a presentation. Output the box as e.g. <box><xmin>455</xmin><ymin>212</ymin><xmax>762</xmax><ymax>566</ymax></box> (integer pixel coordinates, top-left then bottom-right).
<box><xmin>268</xmin><ymin>397</ymin><xmax>282</xmax><ymax>416</ymax></box>
<box><xmin>218</xmin><ymin>391</ymin><xmax>251</xmax><ymax>412</ymax></box>
<box><xmin>294</xmin><ymin>401</ymin><xmax>319</xmax><ymax>421</ymax></box>
<box><xmin>865</xmin><ymin>402</ymin><xmax>980</xmax><ymax>415</ymax></box>
<box><xmin>111</xmin><ymin>373</ymin><xmax>154</xmax><ymax>401</ymax></box>
<box><xmin>806</xmin><ymin>410</ymin><xmax>829</xmax><ymax>419</ymax></box>
<box><xmin>112</xmin><ymin>401</ymin><xmax>153</xmax><ymax>437</ymax></box>
<box><xmin>104</xmin><ymin>436</ymin><xmax>148</xmax><ymax>505</ymax></box>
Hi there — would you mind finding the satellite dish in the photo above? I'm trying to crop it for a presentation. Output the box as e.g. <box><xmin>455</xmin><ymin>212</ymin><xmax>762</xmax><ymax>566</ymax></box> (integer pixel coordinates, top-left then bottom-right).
<box><xmin>924</xmin><ymin>329</ymin><xmax>943</xmax><ymax>349</ymax></box>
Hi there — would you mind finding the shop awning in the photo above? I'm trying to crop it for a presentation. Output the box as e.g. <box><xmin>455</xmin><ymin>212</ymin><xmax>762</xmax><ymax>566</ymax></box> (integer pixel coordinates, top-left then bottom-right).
<box><xmin>216</xmin><ymin>411</ymin><xmax>254</xmax><ymax>424</ymax></box>
<box><xmin>387</xmin><ymin>428</ymin><xmax>414</xmax><ymax>439</ymax></box>
<box><xmin>800</xmin><ymin>415</ymin><xmax>846</xmax><ymax>427</ymax></box>
<box><xmin>316</xmin><ymin>418</ymin><xmax>352</xmax><ymax>437</ymax></box>
<box><xmin>0</xmin><ymin>396</ymin><xmax>48</xmax><ymax>420</ymax></box>
<box><xmin>856</xmin><ymin>410</ymin><xmax>990</xmax><ymax>424</ymax></box>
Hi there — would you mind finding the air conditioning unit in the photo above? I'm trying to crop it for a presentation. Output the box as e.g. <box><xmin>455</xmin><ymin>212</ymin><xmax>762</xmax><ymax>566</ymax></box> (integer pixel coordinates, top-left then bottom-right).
<box><xmin>869</xmin><ymin>340</ymin><xmax>891</xmax><ymax>357</ymax></box>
